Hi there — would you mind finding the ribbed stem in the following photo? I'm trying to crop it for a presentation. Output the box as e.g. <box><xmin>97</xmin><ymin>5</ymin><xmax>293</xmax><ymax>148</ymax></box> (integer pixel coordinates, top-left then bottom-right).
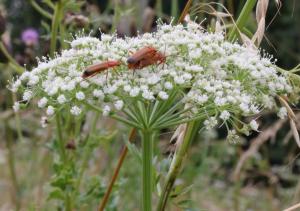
<box><xmin>141</xmin><ymin>130</ymin><xmax>155</xmax><ymax>211</ymax></box>
<box><xmin>55</xmin><ymin>114</ymin><xmax>66</xmax><ymax>163</ymax></box>
<box><xmin>156</xmin><ymin>121</ymin><xmax>201</xmax><ymax>211</ymax></box>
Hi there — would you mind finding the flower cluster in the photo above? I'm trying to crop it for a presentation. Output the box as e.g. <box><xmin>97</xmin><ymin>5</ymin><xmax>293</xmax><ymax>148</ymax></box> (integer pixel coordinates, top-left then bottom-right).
<box><xmin>10</xmin><ymin>20</ymin><xmax>292</xmax><ymax>139</ymax></box>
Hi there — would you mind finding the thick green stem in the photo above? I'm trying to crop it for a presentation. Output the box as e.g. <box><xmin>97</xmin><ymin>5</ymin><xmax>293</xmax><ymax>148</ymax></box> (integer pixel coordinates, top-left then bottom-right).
<box><xmin>228</xmin><ymin>0</ymin><xmax>257</xmax><ymax>41</ymax></box>
<box><xmin>171</xmin><ymin>0</ymin><xmax>179</xmax><ymax>22</ymax></box>
<box><xmin>55</xmin><ymin>114</ymin><xmax>66</xmax><ymax>162</ymax></box>
<box><xmin>111</xmin><ymin>1</ymin><xmax>120</xmax><ymax>33</ymax></box>
<box><xmin>65</xmin><ymin>194</ymin><xmax>72</xmax><ymax>211</ymax></box>
<box><xmin>50</xmin><ymin>1</ymin><xmax>63</xmax><ymax>57</ymax></box>
<box><xmin>156</xmin><ymin>121</ymin><xmax>201</xmax><ymax>211</ymax></box>
<box><xmin>141</xmin><ymin>130</ymin><xmax>155</xmax><ymax>211</ymax></box>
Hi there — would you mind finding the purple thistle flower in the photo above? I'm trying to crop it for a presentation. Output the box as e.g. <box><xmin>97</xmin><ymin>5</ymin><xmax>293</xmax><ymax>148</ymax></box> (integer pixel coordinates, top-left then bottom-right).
<box><xmin>21</xmin><ymin>28</ymin><xmax>39</xmax><ymax>46</ymax></box>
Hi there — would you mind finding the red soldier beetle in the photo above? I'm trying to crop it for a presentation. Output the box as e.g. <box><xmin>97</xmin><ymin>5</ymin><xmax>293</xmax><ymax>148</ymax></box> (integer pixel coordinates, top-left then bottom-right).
<box><xmin>127</xmin><ymin>46</ymin><xmax>166</xmax><ymax>70</ymax></box>
<box><xmin>82</xmin><ymin>60</ymin><xmax>121</xmax><ymax>78</ymax></box>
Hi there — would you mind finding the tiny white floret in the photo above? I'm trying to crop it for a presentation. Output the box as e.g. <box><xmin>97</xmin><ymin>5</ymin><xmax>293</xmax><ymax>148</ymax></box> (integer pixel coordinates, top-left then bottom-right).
<box><xmin>23</xmin><ymin>90</ymin><xmax>33</xmax><ymax>101</ymax></box>
<box><xmin>76</xmin><ymin>91</ymin><xmax>85</xmax><ymax>100</ymax></box>
<box><xmin>70</xmin><ymin>106</ymin><xmax>82</xmax><ymax>116</ymax></box>
<box><xmin>220</xmin><ymin>110</ymin><xmax>230</xmax><ymax>121</ymax></box>
<box><xmin>38</xmin><ymin>97</ymin><xmax>48</xmax><ymax>108</ymax></box>
<box><xmin>103</xmin><ymin>105</ymin><xmax>111</xmax><ymax>116</ymax></box>
<box><xmin>249</xmin><ymin>120</ymin><xmax>259</xmax><ymax>131</ymax></box>
<box><xmin>114</xmin><ymin>100</ymin><xmax>124</xmax><ymax>110</ymax></box>
<box><xmin>46</xmin><ymin>106</ymin><xmax>55</xmax><ymax>116</ymax></box>
<box><xmin>13</xmin><ymin>102</ymin><xmax>20</xmax><ymax>112</ymax></box>
<box><xmin>158</xmin><ymin>91</ymin><xmax>169</xmax><ymax>100</ymax></box>
<box><xmin>57</xmin><ymin>95</ymin><xmax>67</xmax><ymax>104</ymax></box>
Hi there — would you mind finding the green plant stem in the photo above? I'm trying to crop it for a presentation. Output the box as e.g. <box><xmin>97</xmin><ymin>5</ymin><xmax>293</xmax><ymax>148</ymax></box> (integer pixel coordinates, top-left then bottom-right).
<box><xmin>60</xmin><ymin>23</ymin><xmax>67</xmax><ymax>49</ymax></box>
<box><xmin>55</xmin><ymin>114</ymin><xmax>66</xmax><ymax>162</ymax></box>
<box><xmin>141</xmin><ymin>130</ymin><xmax>155</xmax><ymax>211</ymax></box>
<box><xmin>111</xmin><ymin>1</ymin><xmax>120</xmax><ymax>33</ymax></box>
<box><xmin>56</xmin><ymin>113</ymin><xmax>72</xmax><ymax>210</ymax></box>
<box><xmin>50</xmin><ymin>1</ymin><xmax>63</xmax><ymax>57</ymax></box>
<box><xmin>29</xmin><ymin>0</ymin><xmax>53</xmax><ymax>20</ymax></box>
<box><xmin>5</xmin><ymin>123</ymin><xmax>20</xmax><ymax>210</ymax></box>
<box><xmin>0</xmin><ymin>42</ymin><xmax>24</xmax><ymax>73</ymax></box>
<box><xmin>171</xmin><ymin>0</ymin><xmax>179</xmax><ymax>21</ymax></box>
<box><xmin>228</xmin><ymin>0</ymin><xmax>257</xmax><ymax>41</ymax></box>
<box><xmin>156</xmin><ymin>120</ymin><xmax>201</xmax><ymax>211</ymax></box>
<box><xmin>155</xmin><ymin>0</ymin><xmax>163</xmax><ymax>18</ymax></box>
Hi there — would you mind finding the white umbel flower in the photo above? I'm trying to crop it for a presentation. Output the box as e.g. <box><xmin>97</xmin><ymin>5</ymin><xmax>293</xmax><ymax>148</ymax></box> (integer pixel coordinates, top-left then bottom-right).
<box><xmin>114</xmin><ymin>100</ymin><xmax>124</xmax><ymax>110</ymax></box>
<box><xmin>277</xmin><ymin>107</ymin><xmax>287</xmax><ymax>119</ymax></box>
<box><xmin>227</xmin><ymin>130</ymin><xmax>240</xmax><ymax>144</ymax></box>
<box><xmin>40</xmin><ymin>116</ymin><xmax>48</xmax><ymax>128</ymax></box>
<box><xmin>23</xmin><ymin>90</ymin><xmax>33</xmax><ymax>101</ymax></box>
<box><xmin>10</xmin><ymin>20</ymin><xmax>293</xmax><ymax>130</ymax></box>
<box><xmin>76</xmin><ymin>91</ymin><xmax>85</xmax><ymax>100</ymax></box>
<box><xmin>38</xmin><ymin>97</ymin><xmax>48</xmax><ymax>108</ymax></box>
<box><xmin>249</xmin><ymin>120</ymin><xmax>259</xmax><ymax>131</ymax></box>
<box><xmin>103</xmin><ymin>105</ymin><xmax>111</xmax><ymax>116</ymax></box>
<box><xmin>11</xmin><ymin>79</ymin><xmax>21</xmax><ymax>92</ymax></box>
<box><xmin>13</xmin><ymin>102</ymin><xmax>20</xmax><ymax>112</ymax></box>
<box><xmin>220</xmin><ymin>110</ymin><xmax>230</xmax><ymax>121</ymax></box>
<box><xmin>57</xmin><ymin>95</ymin><xmax>67</xmax><ymax>104</ymax></box>
<box><xmin>130</xmin><ymin>87</ymin><xmax>140</xmax><ymax>97</ymax></box>
<box><xmin>70</xmin><ymin>106</ymin><xmax>82</xmax><ymax>116</ymax></box>
<box><xmin>93</xmin><ymin>89</ymin><xmax>104</xmax><ymax>99</ymax></box>
<box><xmin>158</xmin><ymin>91</ymin><xmax>169</xmax><ymax>100</ymax></box>
<box><xmin>164</xmin><ymin>82</ymin><xmax>173</xmax><ymax>90</ymax></box>
<box><xmin>80</xmin><ymin>81</ymin><xmax>89</xmax><ymax>88</ymax></box>
<box><xmin>204</xmin><ymin>117</ymin><xmax>218</xmax><ymax>130</ymax></box>
<box><xmin>46</xmin><ymin>106</ymin><xmax>55</xmax><ymax>116</ymax></box>
<box><xmin>142</xmin><ymin>90</ymin><xmax>155</xmax><ymax>100</ymax></box>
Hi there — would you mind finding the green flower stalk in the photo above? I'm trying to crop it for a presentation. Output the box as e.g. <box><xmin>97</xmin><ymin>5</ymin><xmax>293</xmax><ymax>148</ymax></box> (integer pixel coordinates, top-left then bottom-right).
<box><xmin>141</xmin><ymin>130</ymin><xmax>155</xmax><ymax>211</ymax></box>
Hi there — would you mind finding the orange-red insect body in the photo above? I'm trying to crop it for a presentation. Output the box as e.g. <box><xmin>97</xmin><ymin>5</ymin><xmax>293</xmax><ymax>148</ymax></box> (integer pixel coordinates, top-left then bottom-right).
<box><xmin>127</xmin><ymin>46</ymin><xmax>166</xmax><ymax>70</ymax></box>
<box><xmin>82</xmin><ymin>60</ymin><xmax>121</xmax><ymax>78</ymax></box>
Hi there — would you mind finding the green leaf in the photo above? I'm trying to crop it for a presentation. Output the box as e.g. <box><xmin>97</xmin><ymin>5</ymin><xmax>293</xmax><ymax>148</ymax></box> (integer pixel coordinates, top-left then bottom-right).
<box><xmin>124</xmin><ymin>139</ymin><xmax>142</xmax><ymax>164</ymax></box>
<box><xmin>171</xmin><ymin>184</ymin><xmax>194</xmax><ymax>198</ymax></box>
<box><xmin>47</xmin><ymin>188</ymin><xmax>65</xmax><ymax>201</ymax></box>
<box><xmin>176</xmin><ymin>199</ymin><xmax>193</xmax><ymax>209</ymax></box>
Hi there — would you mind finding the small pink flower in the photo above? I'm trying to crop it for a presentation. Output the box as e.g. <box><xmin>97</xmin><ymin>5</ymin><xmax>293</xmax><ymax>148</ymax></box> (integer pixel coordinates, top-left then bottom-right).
<box><xmin>21</xmin><ymin>28</ymin><xmax>39</xmax><ymax>46</ymax></box>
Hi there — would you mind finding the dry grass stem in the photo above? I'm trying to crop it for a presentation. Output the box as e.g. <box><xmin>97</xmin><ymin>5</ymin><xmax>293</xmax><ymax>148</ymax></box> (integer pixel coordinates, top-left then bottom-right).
<box><xmin>252</xmin><ymin>0</ymin><xmax>269</xmax><ymax>46</ymax></box>
<box><xmin>178</xmin><ymin>0</ymin><xmax>193</xmax><ymax>24</ymax></box>
<box><xmin>277</xmin><ymin>96</ymin><xmax>300</xmax><ymax>147</ymax></box>
<box><xmin>232</xmin><ymin>118</ymin><xmax>287</xmax><ymax>181</ymax></box>
<box><xmin>284</xmin><ymin>202</ymin><xmax>300</xmax><ymax>211</ymax></box>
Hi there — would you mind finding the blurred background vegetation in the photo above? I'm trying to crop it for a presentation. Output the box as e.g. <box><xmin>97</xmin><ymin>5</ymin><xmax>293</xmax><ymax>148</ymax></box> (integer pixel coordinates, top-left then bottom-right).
<box><xmin>0</xmin><ymin>0</ymin><xmax>299</xmax><ymax>210</ymax></box>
